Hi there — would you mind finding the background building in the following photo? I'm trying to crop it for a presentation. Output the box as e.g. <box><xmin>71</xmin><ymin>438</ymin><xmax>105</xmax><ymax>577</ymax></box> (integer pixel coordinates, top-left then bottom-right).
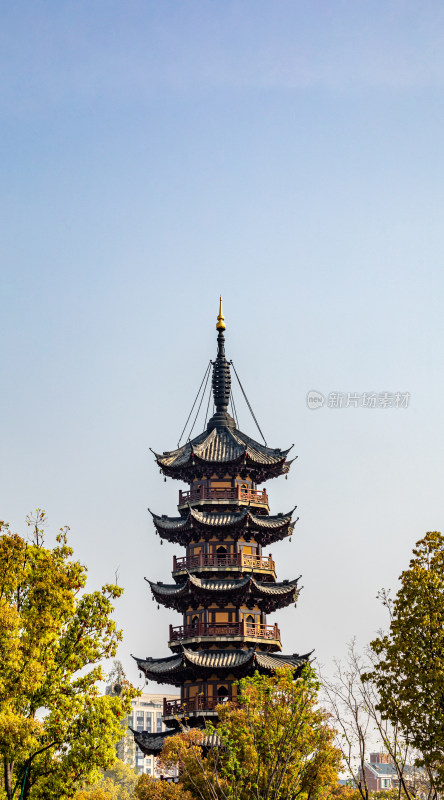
<box><xmin>361</xmin><ymin>753</ymin><xmax>398</xmax><ymax>792</ymax></box>
<box><xmin>359</xmin><ymin>752</ymin><xmax>425</xmax><ymax>794</ymax></box>
<box><xmin>124</xmin><ymin>691</ymin><xmax>179</xmax><ymax>776</ymax></box>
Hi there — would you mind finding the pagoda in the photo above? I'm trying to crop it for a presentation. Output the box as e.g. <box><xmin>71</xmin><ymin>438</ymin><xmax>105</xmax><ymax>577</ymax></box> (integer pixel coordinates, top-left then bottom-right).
<box><xmin>133</xmin><ymin>300</ymin><xmax>310</xmax><ymax>755</ymax></box>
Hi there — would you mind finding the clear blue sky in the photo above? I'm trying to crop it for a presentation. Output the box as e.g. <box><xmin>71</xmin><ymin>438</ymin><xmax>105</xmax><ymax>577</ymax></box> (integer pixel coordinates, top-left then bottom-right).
<box><xmin>1</xmin><ymin>1</ymin><xmax>444</xmax><ymax>685</ymax></box>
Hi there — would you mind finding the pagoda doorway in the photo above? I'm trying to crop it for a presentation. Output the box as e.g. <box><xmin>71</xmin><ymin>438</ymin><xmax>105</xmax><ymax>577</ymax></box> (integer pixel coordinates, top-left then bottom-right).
<box><xmin>245</xmin><ymin>614</ymin><xmax>255</xmax><ymax>634</ymax></box>
<box><xmin>216</xmin><ymin>545</ymin><xmax>227</xmax><ymax>563</ymax></box>
<box><xmin>217</xmin><ymin>685</ymin><xmax>230</xmax><ymax>704</ymax></box>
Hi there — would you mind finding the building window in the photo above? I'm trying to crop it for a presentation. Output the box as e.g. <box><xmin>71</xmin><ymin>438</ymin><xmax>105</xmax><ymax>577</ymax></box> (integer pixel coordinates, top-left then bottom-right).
<box><xmin>136</xmin><ymin>753</ymin><xmax>144</xmax><ymax>768</ymax></box>
<box><xmin>157</xmin><ymin>712</ymin><xmax>163</xmax><ymax>732</ymax></box>
<box><xmin>136</xmin><ymin>711</ymin><xmax>144</xmax><ymax>732</ymax></box>
<box><xmin>146</xmin><ymin>712</ymin><xmax>152</xmax><ymax>732</ymax></box>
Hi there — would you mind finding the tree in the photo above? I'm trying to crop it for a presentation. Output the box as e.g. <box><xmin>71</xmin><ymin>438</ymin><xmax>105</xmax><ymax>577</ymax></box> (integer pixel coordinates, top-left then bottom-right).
<box><xmin>75</xmin><ymin>759</ymin><xmax>139</xmax><ymax>800</ymax></box>
<box><xmin>0</xmin><ymin>512</ymin><xmax>138</xmax><ymax>800</ymax></box>
<box><xmin>75</xmin><ymin>790</ymin><xmax>111</xmax><ymax>800</ymax></box>
<box><xmin>159</xmin><ymin>666</ymin><xmax>341</xmax><ymax>800</ymax></box>
<box><xmin>106</xmin><ymin>662</ymin><xmax>137</xmax><ymax>766</ymax></box>
<box><xmin>134</xmin><ymin>774</ymin><xmax>192</xmax><ymax>800</ymax></box>
<box><xmin>322</xmin><ymin>640</ymin><xmax>422</xmax><ymax>800</ymax></box>
<box><xmin>363</xmin><ymin>531</ymin><xmax>444</xmax><ymax>796</ymax></box>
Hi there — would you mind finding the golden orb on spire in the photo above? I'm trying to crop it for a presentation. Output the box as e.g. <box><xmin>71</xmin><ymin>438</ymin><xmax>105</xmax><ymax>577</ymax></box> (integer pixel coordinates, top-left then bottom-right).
<box><xmin>216</xmin><ymin>296</ymin><xmax>226</xmax><ymax>330</ymax></box>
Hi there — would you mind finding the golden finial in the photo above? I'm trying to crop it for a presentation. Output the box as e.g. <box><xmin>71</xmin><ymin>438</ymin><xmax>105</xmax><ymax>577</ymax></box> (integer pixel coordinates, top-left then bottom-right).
<box><xmin>216</xmin><ymin>295</ymin><xmax>226</xmax><ymax>330</ymax></box>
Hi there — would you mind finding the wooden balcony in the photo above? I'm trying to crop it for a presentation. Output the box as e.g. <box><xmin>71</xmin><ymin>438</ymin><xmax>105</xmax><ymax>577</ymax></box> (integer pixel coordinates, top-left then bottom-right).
<box><xmin>173</xmin><ymin>552</ymin><xmax>275</xmax><ymax>572</ymax></box>
<box><xmin>169</xmin><ymin>621</ymin><xmax>281</xmax><ymax>643</ymax></box>
<box><xmin>164</xmin><ymin>695</ymin><xmax>234</xmax><ymax>717</ymax></box>
<box><xmin>178</xmin><ymin>486</ymin><xmax>268</xmax><ymax>507</ymax></box>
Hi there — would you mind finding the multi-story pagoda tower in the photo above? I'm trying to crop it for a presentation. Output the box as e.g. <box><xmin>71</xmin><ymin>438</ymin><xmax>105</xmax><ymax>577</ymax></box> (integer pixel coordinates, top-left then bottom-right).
<box><xmin>133</xmin><ymin>300</ymin><xmax>309</xmax><ymax>756</ymax></box>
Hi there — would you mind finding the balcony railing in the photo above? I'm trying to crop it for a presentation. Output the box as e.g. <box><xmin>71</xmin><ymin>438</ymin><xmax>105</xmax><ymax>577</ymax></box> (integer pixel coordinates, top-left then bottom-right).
<box><xmin>173</xmin><ymin>552</ymin><xmax>275</xmax><ymax>572</ymax></box>
<box><xmin>169</xmin><ymin>621</ymin><xmax>281</xmax><ymax>642</ymax></box>
<box><xmin>164</xmin><ymin>695</ymin><xmax>234</xmax><ymax>716</ymax></box>
<box><xmin>178</xmin><ymin>486</ymin><xmax>268</xmax><ymax>506</ymax></box>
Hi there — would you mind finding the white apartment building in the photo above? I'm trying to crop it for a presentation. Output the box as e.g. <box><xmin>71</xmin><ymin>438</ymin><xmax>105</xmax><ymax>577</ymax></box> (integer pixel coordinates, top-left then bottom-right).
<box><xmin>127</xmin><ymin>691</ymin><xmax>180</xmax><ymax>776</ymax></box>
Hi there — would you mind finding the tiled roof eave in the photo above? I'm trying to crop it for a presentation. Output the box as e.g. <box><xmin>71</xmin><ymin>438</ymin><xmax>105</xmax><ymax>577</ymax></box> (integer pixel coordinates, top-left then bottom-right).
<box><xmin>191</xmin><ymin>454</ymin><xmax>245</xmax><ymax>467</ymax></box>
<box><xmin>133</xmin><ymin>647</ymin><xmax>311</xmax><ymax>687</ymax></box>
<box><xmin>248</xmin><ymin>509</ymin><xmax>296</xmax><ymax>530</ymax></box>
<box><xmin>243</xmin><ymin>453</ymin><xmax>287</xmax><ymax>468</ymax></box>
<box><xmin>190</xmin><ymin>508</ymin><xmax>248</xmax><ymax>528</ymax></box>
<box><xmin>133</xmin><ymin>654</ymin><xmax>183</xmax><ymax>675</ymax></box>
<box><xmin>147</xmin><ymin>575</ymin><xmax>301</xmax><ymax>613</ymax></box>
<box><xmin>152</xmin><ymin>426</ymin><xmax>293</xmax><ymax>472</ymax></box>
<box><xmin>152</xmin><ymin>508</ymin><xmax>296</xmax><ymax>533</ymax></box>
<box><xmin>231</xmin><ymin>429</ymin><xmax>294</xmax><ymax>457</ymax></box>
<box><xmin>148</xmin><ymin>575</ymin><xmax>300</xmax><ymax>595</ymax></box>
<box><xmin>182</xmin><ymin>647</ymin><xmax>253</xmax><ymax>670</ymax></box>
<box><xmin>146</xmin><ymin>578</ymin><xmax>190</xmax><ymax>597</ymax></box>
<box><xmin>132</xmin><ymin>729</ymin><xmax>176</xmax><ymax>755</ymax></box>
<box><xmin>151</xmin><ymin>514</ymin><xmax>190</xmax><ymax>532</ymax></box>
<box><xmin>254</xmin><ymin>651</ymin><xmax>310</xmax><ymax>673</ymax></box>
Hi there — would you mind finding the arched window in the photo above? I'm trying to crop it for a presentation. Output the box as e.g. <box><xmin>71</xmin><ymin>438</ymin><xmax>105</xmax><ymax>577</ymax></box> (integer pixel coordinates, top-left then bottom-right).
<box><xmin>191</xmin><ymin>615</ymin><xmax>199</xmax><ymax>629</ymax></box>
<box><xmin>246</xmin><ymin>614</ymin><xmax>255</xmax><ymax>629</ymax></box>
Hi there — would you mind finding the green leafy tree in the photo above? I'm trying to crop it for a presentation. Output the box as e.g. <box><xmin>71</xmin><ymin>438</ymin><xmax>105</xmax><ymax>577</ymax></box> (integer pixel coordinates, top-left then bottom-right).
<box><xmin>134</xmin><ymin>774</ymin><xmax>192</xmax><ymax>800</ymax></box>
<box><xmin>75</xmin><ymin>759</ymin><xmax>139</xmax><ymax>800</ymax></box>
<box><xmin>160</xmin><ymin>665</ymin><xmax>341</xmax><ymax>800</ymax></box>
<box><xmin>0</xmin><ymin>512</ymin><xmax>138</xmax><ymax>800</ymax></box>
<box><xmin>364</xmin><ymin>531</ymin><xmax>444</xmax><ymax>796</ymax></box>
<box><xmin>75</xmin><ymin>790</ymin><xmax>111</xmax><ymax>800</ymax></box>
<box><xmin>106</xmin><ymin>662</ymin><xmax>137</xmax><ymax>766</ymax></box>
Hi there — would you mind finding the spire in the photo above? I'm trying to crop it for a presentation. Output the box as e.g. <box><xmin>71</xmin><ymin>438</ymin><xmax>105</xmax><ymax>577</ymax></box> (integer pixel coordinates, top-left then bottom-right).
<box><xmin>216</xmin><ymin>296</ymin><xmax>226</xmax><ymax>331</ymax></box>
<box><xmin>207</xmin><ymin>298</ymin><xmax>235</xmax><ymax>431</ymax></box>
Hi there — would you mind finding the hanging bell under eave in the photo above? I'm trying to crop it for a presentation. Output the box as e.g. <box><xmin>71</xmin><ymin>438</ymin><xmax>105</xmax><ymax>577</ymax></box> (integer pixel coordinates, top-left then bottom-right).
<box><xmin>289</xmin><ymin>537</ymin><xmax>292</xmax><ymax>542</ymax></box>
